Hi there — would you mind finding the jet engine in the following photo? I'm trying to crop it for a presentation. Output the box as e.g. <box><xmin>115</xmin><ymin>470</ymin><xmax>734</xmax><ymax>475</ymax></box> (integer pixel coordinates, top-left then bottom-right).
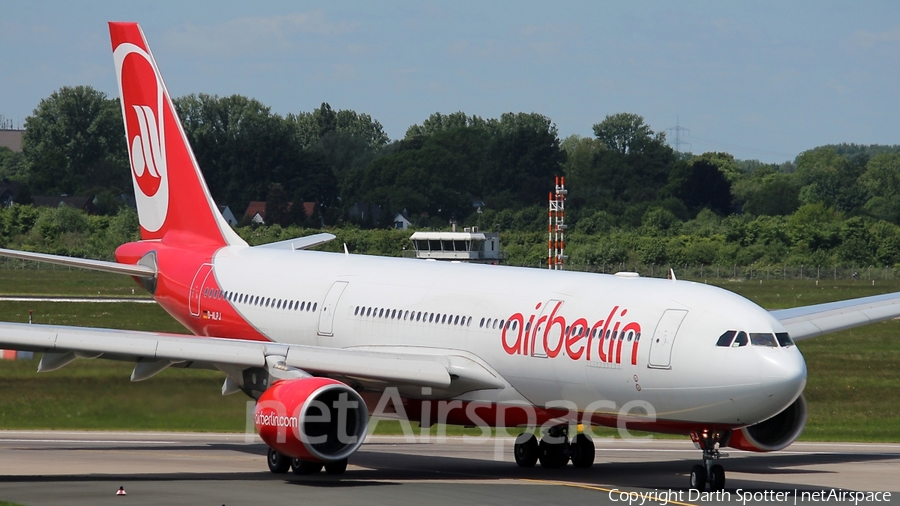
<box><xmin>255</xmin><ymin>377</ymin><xmax>368</xmax><ymax>462</ymax></box>
<box><xmin>728</xmin><ymin>394</ymin><xmax>807</xmax><ymax>452</ymax></box>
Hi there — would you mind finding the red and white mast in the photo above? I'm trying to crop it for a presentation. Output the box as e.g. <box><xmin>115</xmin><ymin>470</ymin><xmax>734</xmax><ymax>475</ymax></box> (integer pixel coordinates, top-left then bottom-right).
<box><xmin>548</xmin><ymin>176</ymin><xmax>567</xmax><ymax>270</ymax></box>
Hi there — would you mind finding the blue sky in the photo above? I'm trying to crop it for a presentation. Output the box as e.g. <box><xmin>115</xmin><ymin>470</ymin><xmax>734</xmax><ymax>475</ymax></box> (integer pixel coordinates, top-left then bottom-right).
<box><xmin>2</xmin><ymin>1</ymin><xmax>898</xmax><ymax>163</ymax></box>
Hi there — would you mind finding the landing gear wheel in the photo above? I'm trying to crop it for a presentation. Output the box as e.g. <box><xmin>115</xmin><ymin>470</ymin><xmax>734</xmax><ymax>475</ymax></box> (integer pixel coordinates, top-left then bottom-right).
<box><xmin>689</xmin><ymin>464</ymin><xmax>707</xmax><ymax>492</ymax></box>
<box><xmin>538</xmin><ymin>438</ymin><xmax>569</xmax><ymax>469</ymax></box>
<box><xmin>324</xmin><ymin>458</ymin><xmax>348</xmax><ymax>475</ymax></box>
<box><xmin>570</xmin><ymin>433</ymin><xmax>595</xmax><ymax>469</ymax></box>
<box><xmin>514</xmin><ymin>433</ymin><xmax>538</xmax><ymax>467</ymax></box>
<box><xmin>291</xmin><ymin>458</ymin><xmax>323</xmax><ymax>475</ymax></box>
<box><xmin>710</xmin><ymin>464</ymin><xmax>726</xmax><ymax>491</ymax></box>
<box><xmin>267</xmin><ymin>448</ymin><xmax>290</xmax><ymax>474</ymax></box>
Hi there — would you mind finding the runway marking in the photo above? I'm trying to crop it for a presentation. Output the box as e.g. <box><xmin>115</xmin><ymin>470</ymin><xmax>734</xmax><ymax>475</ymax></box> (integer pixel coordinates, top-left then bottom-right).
<box><xmin>520</xmin><ymin>479</ymin><xmax>698</xmax><ymax>506</ymax></box>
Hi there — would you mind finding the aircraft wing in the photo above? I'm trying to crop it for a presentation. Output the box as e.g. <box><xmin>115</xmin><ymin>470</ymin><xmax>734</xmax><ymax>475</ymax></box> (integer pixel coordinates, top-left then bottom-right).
<box><xmin>0</xmin><ymin>322</ymin><xmax>457</xmax><ymax>389</ymax></box>
<box><xmin>771</xmin><ymin>291</ymin><xmax>900</xmax><ymax>341</ymax></box>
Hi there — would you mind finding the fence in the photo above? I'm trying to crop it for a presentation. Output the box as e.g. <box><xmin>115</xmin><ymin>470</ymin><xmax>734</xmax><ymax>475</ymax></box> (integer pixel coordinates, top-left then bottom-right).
<box><xmin>2</xmin><ymin>255</ymin><xmax>896</xmax><ymax>282</ymax></box>
<box><xmin>555</xmin><ymin>263</ymin><xmax>900</xmax><ymax>282</ymax></box>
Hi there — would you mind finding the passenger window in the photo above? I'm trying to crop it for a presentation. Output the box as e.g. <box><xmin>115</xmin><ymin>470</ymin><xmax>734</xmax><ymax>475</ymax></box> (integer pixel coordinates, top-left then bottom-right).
<box><xmin>366</xmin><ymin>307</ymin><xmax>372</xmax><ymax>317</ymax></box>
<box><xmin>354</xmin><ymin>306</ymin><xmax>359</xmax><ymax>316</ymax></box>
<box><xmin>733</xmin><ymin>331</ymin><xmax>748</xmax><ymax>347</ymax></box>
<box><xmin>775</xmin><ymin>332</ymin><xmax>794</xmax><ymax>347</ymax></box>
<box><xmin>467</xmin><ymin>316</ymin><xmax>472</xmax><ymax>326</ymax></box>
<box><xmin>416</xmin><ymin>312</ymin><xmax>422</xmax><ymax>321</ymax></box>
<box><xmin>479</xmin><ymin>318</ymin><xmax>485</xmax><ymax>328</ymax></box>
<box><xmin>716</xmin><ymin>331</ymin><xmax>736</xmax><ymax>347</ymax></box>
<box><xmin>404</xmin><ymin>310</ymin><xmax>409</xmax><ymax>320</ymax></box>
<box><xmin>750</xmin><ymin>333</ymin><xmax>778</xmax><ymax>347</ymax></box>
<box><xmin>429</xmin><ymin>313</ymin><xmax>434</xmax><ymax>323</ymax></box>
<box><xmin>312</xmin><ymin>303</ymin><xmax>317</xmax><ymax>311</ymax></box>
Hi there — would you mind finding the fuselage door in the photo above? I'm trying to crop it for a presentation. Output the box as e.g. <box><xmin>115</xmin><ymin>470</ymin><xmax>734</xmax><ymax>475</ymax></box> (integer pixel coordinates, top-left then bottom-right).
<box><xmin>188</xmin><ymin>263</ymin><xmax>214</xmax><ymax>317</ymax></box>
<box><xmin>647</xmin><ymin>309</ymin><xmax>688</xmax><ymax>369</ymax></box>
<box><xmin>317</xmin><ymin>281</ymin><xmax>349</xmax><ymax>337</ymax></box>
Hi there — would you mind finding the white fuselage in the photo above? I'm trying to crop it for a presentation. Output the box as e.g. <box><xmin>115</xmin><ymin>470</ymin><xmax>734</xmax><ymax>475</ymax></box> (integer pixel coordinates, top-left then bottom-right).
<box><xmin>205</xmin><ymin>247</ymin><xmax>807</xmax><ymax>428</ymax></box>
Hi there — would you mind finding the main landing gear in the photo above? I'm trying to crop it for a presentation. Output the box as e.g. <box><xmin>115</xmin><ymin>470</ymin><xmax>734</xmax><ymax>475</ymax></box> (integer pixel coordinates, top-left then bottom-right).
<box><xmin>266</xmin><ymin>448</ymin><xmax>348</xmax><ymax>476</ymax></box>
<box><xmin>514</xmin><ymin>426</ymin><xmax>595</xmax><ymax>469</ymax></box>
<box><xmin>689</xmin><ymin>430</ymin><xmax>728</xmax><ymax>492</ymax></box>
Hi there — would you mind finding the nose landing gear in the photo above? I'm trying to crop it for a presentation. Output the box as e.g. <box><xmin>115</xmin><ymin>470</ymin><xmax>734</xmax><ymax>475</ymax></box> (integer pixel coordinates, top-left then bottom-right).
<box><xmin>514</xmin><ymin>426</ymin><xmax>595</xmax><ymax>469</ymax></box>
<box><xmin>689</xmin><ymin>430</ymin><xmax>729</xmax><ymax>492</ymax></box>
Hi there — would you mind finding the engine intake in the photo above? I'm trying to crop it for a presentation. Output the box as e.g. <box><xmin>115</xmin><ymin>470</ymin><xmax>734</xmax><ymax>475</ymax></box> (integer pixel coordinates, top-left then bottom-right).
<box><xmin>728</xmin><ymin>394</ymin><xmax>807</xmax><ymax>452</ymax></box>
<box><xmin>255</xmin><ymin>377</ymin><xmax>368</xmax><ymax>462</ymax></box>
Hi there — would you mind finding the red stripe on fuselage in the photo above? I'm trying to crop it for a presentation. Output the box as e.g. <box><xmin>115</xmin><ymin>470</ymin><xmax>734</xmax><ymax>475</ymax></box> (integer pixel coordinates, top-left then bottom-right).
<box><xmin>360</xmin><ymin>392</ymin><xmax>741</xmax><ymax>436</ymax></box>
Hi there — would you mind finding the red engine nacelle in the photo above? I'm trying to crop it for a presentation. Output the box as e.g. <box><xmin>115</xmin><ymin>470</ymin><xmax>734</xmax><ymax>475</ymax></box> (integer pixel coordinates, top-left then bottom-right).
<box><xmin>255</xmin><ymin>377</ymin><xmax>368</xmax><ymax>462</ymax></box>
<box><xmin>728</xmin><ymin>394</ymin><xmax>807</xmax><ymax>452</ymax></box>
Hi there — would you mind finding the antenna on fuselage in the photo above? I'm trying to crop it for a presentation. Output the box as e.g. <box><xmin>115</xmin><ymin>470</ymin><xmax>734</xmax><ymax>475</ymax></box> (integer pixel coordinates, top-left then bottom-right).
<box><xmin>343</xmin><ymin>243</ymin><xmax>349</xmax><ymax>257</ymax></box>
<box><xmin>669</xmin><ymin>268</ymin><xmax>677</xmax><ymax>282</ymax></box>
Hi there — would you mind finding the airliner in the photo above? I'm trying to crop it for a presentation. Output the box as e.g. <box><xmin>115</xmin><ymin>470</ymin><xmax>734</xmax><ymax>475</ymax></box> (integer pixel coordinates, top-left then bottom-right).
<box><xmin>1</xmin><ymin>22</ymin><xmax>899</xmax><ymax>491</ymax></box>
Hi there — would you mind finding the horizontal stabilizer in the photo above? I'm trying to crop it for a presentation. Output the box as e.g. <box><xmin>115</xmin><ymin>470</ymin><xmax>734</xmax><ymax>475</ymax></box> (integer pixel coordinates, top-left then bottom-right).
<box><xmin>255</xmin><ymin>233</ymin><xmax>336</xmax><ymax>251</ymax></box>
<box><xmin>0</xmin><ymin>248</ymin><xmax>156</xmax><ymax>277</ymax></box>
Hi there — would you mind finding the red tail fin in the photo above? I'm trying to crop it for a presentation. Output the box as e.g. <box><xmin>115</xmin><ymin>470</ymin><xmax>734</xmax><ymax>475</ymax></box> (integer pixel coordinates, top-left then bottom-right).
<box><xmin>109</xmin><ymin>22</ymin><xmax>245</xmax><ymax>247</ymax></box>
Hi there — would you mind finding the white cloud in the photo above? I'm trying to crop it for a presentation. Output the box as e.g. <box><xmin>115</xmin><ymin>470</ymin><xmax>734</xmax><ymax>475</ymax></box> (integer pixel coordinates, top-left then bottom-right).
<box><xmin>308</xmin><ymin>63</ymin><xmax>359</xmax><ymax>84</ymax></box>
<box><xmin>162</xmin><ymin>11</ymin><xmax>359</xmax><ymax>57</ymax></box>
<box><xmin>852</xmin><ymin>25</ymin><xmax>900</xmax><ymax>47</ymax></box>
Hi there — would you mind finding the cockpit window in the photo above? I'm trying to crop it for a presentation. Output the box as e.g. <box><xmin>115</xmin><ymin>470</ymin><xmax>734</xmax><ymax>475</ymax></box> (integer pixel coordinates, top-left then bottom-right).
<box><xmin>732</xmin><ymin>331</ymin><xmax>748</xmax><ymax>347</ymax></box>
<box><xmin>775</xmin><ymin>332</ymin><xmax>794</xmax><ymax>347</ymax></box>
<box><xmin>750</xmin><ymin>333</ymin><xmax>778</xmax><ymax>347</ymax></box>
<box><xmin>716</xmin><ymin>330</ymin><xmax>736</xmax><ymax>347</ymax></box>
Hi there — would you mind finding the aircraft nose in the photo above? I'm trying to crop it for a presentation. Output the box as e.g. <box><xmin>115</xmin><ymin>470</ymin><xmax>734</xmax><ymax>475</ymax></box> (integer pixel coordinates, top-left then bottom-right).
<box><xmin>759</xmin><ymin>347</ymin><xmax>807</xmax><ymax>401</ymax></box>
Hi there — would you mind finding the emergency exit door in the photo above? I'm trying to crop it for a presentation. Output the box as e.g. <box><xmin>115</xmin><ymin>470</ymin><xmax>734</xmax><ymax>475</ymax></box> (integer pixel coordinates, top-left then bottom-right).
<box><xmin>648</xmin><ymin>309</ymin><xmax>687</xmax><ymax>369</ymax></box>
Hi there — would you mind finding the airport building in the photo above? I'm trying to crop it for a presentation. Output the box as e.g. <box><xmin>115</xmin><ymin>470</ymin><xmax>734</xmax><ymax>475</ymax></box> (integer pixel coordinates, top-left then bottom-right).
<box><xmin>408</xmin><ymin>226</ymin><xmax>502</xmax><ymax>265</ymax></box>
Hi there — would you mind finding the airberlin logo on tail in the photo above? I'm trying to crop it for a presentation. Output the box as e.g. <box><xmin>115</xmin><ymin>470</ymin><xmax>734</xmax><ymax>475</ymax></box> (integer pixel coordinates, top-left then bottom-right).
<box><xmin>113</xmin><ymin>42</ymin><xmax>170</xmax><ymax>233</ymax></box>
<box><xmin>502</xmin><ymin>302</ymin><xmax>642</xmax><ymax>366</ymax></box>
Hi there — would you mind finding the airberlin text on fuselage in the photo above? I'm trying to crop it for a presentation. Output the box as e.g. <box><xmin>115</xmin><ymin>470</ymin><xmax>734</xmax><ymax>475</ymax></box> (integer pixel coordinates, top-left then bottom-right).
<box><xmin>502</xmin><ymin>302</ymin><xmax>642</xmax><ymax>365</ymax></box>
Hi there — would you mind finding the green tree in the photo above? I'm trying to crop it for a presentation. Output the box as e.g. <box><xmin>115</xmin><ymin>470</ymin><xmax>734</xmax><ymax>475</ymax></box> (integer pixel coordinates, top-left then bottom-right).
<box><xmin>404</xmin><ymin>111</ymin><xmax>487</xmax><ymax>139</ymax></box>
<box><xmin>592</xmin><ymin>113</ymin><xmax>666</xmax><ymax>155</ymax></box>
<box><xmin>735</xmin><ymin>173</ymin><xmax>800</xmax><ymax>216</ymax></box>
<box><xmin>667</xmin><ymin>157</ymin><xmax>732</xmax><ymax>215</ymax></box>
<box><xmin>0</xmin><ymin>147</ymin><xmax>27</xmax><ymax>181</ymax></box>
<box><xmin>289</xmin><ymin>102</ymin><xmax>389</xmax><ymax>151</ymax></box>
<box><xmin>859</xmin><ymin>153</ymin><xmax>900</xmax><ymax>223</ymax></box>
<box><xmin>264</xmin><ymin>183</ymin><xmax>290</xmax><ymax>227</ymax></box>
<box><xmin>794</xmin><ymin>147</ymin><xmax>867</xmax><ymax>213</ymax></box>
<box><xmin>175</xmin><ymin>94</ymin><xmax>339</xmax><ymax>222</ymax></box>
<box><xmin>578</xmin><ymin>114</ymin><xmax>675</xmax><ymax>213</ymax></box>
<box><xmin>22</xmin><ymin>86</ymin><xmax>128</xmax><ymax>197</ymax></box>
<box><xmin>481</xmin><ymin>112</ymin><xmax>566</xmax><ymax>209</ymax></box>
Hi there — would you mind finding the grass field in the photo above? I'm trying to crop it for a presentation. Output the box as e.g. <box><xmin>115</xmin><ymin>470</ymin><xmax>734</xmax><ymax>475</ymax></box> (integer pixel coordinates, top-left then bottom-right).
<box><xmin>0</xmin><ymin>267</ymin><xmax>146</xmax><ymax>297</ymax></box>
<box><xmin>0</xmin><ymin>270</ymin><xmax>897</xmax><ymax>441</ymax></box>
